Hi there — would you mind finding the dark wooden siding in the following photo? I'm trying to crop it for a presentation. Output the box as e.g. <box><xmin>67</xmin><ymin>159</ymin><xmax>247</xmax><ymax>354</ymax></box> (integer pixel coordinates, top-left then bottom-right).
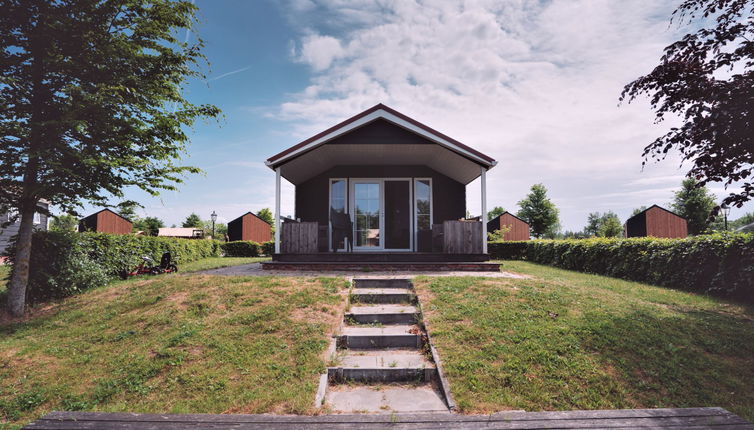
<box><xmin>0</xmin><ymin>202</ymin><xmax>49</xmax><ymax>253</ymax></box>
<box><xmin>487</xmin><ymin>213</ymin><xmax>529</xmax><ymax>241</ymax></box>
<box><xmin>646</xmin><ymin>206</ymin><xmax>688</xmax><ymax>238</ymax></box>
<box><xmin>625</xmin><ymin>206</ymin><xmax>687</xmax><ymax>238</ymax></box>
<box><xmin>79</xmin><ymin>209</ymin><xmax>132</xmax><ymax>234</ymax></box>
<box><xmin>228</xmin><ymin>213</ymin><xmax>271</xmax><ymax>243</ymax></box>
<box><xmin>295</xmin><ymin>165</ymin><xmax>465</xmax><ymax>227</ymax></box>
<box><xmin>328</xmin><ymin>118</ymin><xmax>433</xmax><ymax>147</ymax></box>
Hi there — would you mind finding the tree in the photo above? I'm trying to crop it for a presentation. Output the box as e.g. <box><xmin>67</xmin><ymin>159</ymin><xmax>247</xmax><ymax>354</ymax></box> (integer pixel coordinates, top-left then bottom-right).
<box><xmin>0</xmin><ymin>1</ymin><xmax>219</xmax><ymax>316</ymax></box>
<box><xmin>182</xmin><ymin>213</ymin><xmax>203</xmax><ymax>228</ymax></box>
<box><xmin>49</xmin><ymin>214</ymin><xmax>78</xmax><ymax>232</ymax></box>
<box><xmin>134</xmin><ymin>216</ymin><xmax>165</xmax><ymax>237</ymax></box>
<box><xmin>621</xmin><ymin>0</ymin><xmax>754</xmax><ymax>211</ymax></box>
<box><xmin>256</xmin><ymin>208</ymin><xmax>274</xmax><ymax>225</ymax></box>
<box><xmin>487</xmin><ymin>206</ymin><xmax>505</xmax><ymax>220</ymax></box>
<box><xmin>115</xmin><ymin>201</ymin><xmax>140</xmax><ymax>222</ymax></box>
<box><xmin>203</xmin><ymin>220</ymin><xmax>227</xmax><ymax>240</ymax></box>
<box><xmin>631</xmin><ymin>206</ymin><xmax>648</xmax><ymax>217</ymax></box>
<box><xmin>516</xmin><ymin>184</ymin><xmax>560</xmax><ymax>238</ymax></box>
<box><xmin>672</xmin><ymin>178</ymin><xmax>717</xmax><ymax>235</ymax></box>
<box><xmin>584</xmin><ymin>211</ymin><xmax>623</xmax><ymax>238</ymax></box>
<box><xmin>597</xmin><ymin>212</ymin><xmax>623</xmax><ymax>238</ymax></box>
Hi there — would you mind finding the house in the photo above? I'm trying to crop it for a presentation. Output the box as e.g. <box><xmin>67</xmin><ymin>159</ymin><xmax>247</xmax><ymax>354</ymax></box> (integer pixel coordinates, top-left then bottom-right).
<box><xmin>487</xmin><ymin>211</ymin><xmax>530</xmax><ymax>241</ymax></box>
<box><xmin>264</xmin><ymin>104</ymin><xmax>498</xmax><ymax>268</ymax></box>
<box><xmin>79</xmin><ymin>209</ymin><xmax>133</xmax><ymax>234</ymax></box>
<box><xmin>0</xmin><ymin>201</ymin><xmax>49</xmax><ymax>253</ymax></box>
<box><xmin>157</xmin><ymin>227</ymin><xmax>204</xmax><ymax>239</ymax></box>
<box><xmin>625</xmin><ymin>205</ymin><xmax>688</xmax><ymax>238</ymax></box>
<box><xmin>227</xmin><ymin>212</ymin><xmax>272</xmax><ymax>243</ymax></box>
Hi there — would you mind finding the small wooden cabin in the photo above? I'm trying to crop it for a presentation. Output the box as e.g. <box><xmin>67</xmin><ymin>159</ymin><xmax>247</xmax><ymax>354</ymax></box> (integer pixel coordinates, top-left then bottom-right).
<box><xmin>487</xmin><ymin>211</ymin><xmax>530</xmax><ymax>241</ymax></box>
<box><xmin>625</xmin><ymin>205</ymin><xmax>688</xmax><ymax>238</ymax></box>
<box><xmin>157</xmin><ymin>228</ymin><xmax>204</xmax><ymax>239</ymax></box>
<box><xmin>79</xmin><ymin>209</ymin><xmax>132</xmax><ymax>234</ymax></box>
<box><xmin>0</xmin><ymin>200</ymin><xmax>49</xmax><ymax>252</ymax></box>
<box><xmin>227</xmin><ymin>212</ymin><xmax>272</xmax><ymax>242</ymax></box>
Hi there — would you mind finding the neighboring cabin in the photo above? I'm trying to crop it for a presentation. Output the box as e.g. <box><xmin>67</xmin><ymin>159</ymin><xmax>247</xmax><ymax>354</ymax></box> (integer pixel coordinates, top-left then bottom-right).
<box><xmin>0</xmin><ymin>201</ymin><xmax>49</xmax><ymax>253</ymax></box>
<box><xmin>227</xmin><ymin>212</ymin><xmax>271</xmax><ymax>243</ymax></box>
<box><xmin>79</xmin><ymin>209</ymin><xmax>133</xmax><ymax>234</ymax></box>
<box><xmin>625</xmin><ymin>205</ymin><xmax>688</xmax><ymax>238</ymax></box>
<box><xmin>487</xmin><ymin>211</ymin><xmax>530</xmax><ymax>241</ymax></box>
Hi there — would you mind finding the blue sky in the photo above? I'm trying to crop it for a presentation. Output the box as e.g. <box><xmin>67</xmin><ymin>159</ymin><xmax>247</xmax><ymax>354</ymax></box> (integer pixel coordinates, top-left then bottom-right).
<box><xmin>81</xmin><ymin>0</ymin><xmax>753</xmax><ymax>231</ymax></box>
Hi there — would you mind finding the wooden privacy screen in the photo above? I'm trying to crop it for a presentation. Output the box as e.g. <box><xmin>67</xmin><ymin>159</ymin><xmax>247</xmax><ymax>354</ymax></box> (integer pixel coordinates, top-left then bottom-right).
<box><xmin>443</xmin><ymin>221</ymin><xmax>483</xmax><ymax>254</ymax></box>
<box><xmin>281</xmin><ymin>222</ymin><xmax>319</xmax><ymax>254</ymax></box>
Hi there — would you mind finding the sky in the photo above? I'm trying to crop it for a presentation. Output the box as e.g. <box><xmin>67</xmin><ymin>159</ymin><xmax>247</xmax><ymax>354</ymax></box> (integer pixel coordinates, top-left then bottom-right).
<box><xmin>82</xmin><ymin>0</ymin><xmax>753</xmax><ymax>231</ymax></box>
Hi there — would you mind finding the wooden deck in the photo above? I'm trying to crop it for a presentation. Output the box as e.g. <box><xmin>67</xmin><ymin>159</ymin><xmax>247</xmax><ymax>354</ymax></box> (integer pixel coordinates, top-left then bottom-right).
<box><xmin>23</xmin><ymin>408</ymin><xmax>754</xmax><ymax>429</ymax></box>
<box><xmin>272</xmin><ymin>252</ymin><xmax>490</xmax><ymax>262</ymax></box>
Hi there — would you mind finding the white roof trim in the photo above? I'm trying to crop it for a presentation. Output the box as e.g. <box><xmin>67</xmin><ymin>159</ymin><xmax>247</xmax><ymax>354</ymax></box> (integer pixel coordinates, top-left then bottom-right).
<box><xmin>266</xmin><ymin>108</ymin><xmax>496</xmax><ymax>168</ymax></box>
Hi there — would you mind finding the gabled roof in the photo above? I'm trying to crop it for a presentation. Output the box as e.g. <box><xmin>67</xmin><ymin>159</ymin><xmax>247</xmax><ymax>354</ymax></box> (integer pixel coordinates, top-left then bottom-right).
<box><xmin>80</xmin><ymin>208</ymin><xmax>133</xmax><ymax>224</ymax></box>
<box><xmin>229</xmin><ymin>211</ymin><xmax>271</xmax><ymax>225</ymax></box>
<box><xmin>626</xmin><ymin>204</ymin><xmax>685</xmax><ymax>222</ymax></box>
<box><xmin>490</xmin><ymin>211</ymin><xmax>528</xmax><ymax>224</ymax></box>
<box><xmin>266</xmin><ymin>104</ymin><xmax>497</xmax><ymax>170</ymax></box>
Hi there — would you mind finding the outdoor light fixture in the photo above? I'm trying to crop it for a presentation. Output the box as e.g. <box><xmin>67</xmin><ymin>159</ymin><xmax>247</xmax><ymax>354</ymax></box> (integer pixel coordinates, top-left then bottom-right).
<box><xmin>721</xmin><ymin>204</ymin><xmax>731</xmax><ymax>231</ymax></box>
<box><xmin>211</xmin><ymin>210</ymin><xmax>218</xmax><ymax>238</ymax></box>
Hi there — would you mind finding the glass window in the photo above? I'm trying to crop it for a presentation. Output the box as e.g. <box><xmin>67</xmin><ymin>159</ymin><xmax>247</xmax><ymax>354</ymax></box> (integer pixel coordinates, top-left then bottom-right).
<box><xmin>415</xmin><ymin>179</ymin><xmax>431</xmax><ymax>231</ymax></box>
<box><xmin>330</xmin><ymin>179</ymin><xmax>346</xmax><ymax>214</ymax></box>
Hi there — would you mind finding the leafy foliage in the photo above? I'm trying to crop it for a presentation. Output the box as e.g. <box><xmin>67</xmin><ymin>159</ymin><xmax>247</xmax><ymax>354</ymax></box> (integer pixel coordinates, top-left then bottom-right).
<box><xmin>221</xmin><ymin>241</ymin><xmax>274</xmax><ymax>257</ymax></box>
<box><xmin>7</xmin><ymin>231</ymin><xmax>221</xmax><ymax>303</ymax></box>
<box><xmin>621</xmin><ymin>0</ymin><xmax>754</xmax><ymax>209</ymax></box>
<box><xmin>49</xmin><ymin>214</ymin><xmax>78</xmax><ymax>232</ymax></box>
<box><xmin>182</xmin><ymin>213</ymin><xmax>203</xmax><ymax>228</ymax></box>
<box><xmin>490</xmin><ymin>232</ymin><xmax>754</xmax><ymax>302</ymax></box>
<box><xmin>487</xmin><ymin>206</ymin><xmax>506</xmax><ymax>220</ymax></box>
<box><xmin>672</xmin><ymin>178</ymin><xmax>717</xmax><ymax>234</ymax></box>
<box><xmin>585</xmin><ymin>211</ymin><xmax>623</xmax><ymax>238</ymax></box>
<box><xmin>255</xmin><ymin>208</ymin><xmax>274</xmax><ymax>225</ymax></box>
<box><xmin>133</xmin><ymin>216</ymin><xmax>164</xmax><ymax>236</ymax></box>
<box><xmin>516</xmin><ymin>184</ymin><xmax>560</xmax><ymax>238</ymax></box>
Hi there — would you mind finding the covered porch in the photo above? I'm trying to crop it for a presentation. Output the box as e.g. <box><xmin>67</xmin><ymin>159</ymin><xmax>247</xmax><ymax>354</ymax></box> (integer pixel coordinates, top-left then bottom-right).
<box><xmin>265</xmin><ymin>104</ymin><xmax>497</xmax><ymax>267</ymax></box>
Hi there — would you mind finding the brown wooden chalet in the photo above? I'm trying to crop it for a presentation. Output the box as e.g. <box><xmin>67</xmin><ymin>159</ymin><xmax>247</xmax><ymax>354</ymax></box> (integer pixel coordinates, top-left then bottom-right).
<box><xmin>265</xmin><ymin>104</ymin><xmax>497</xmax><ymax>268</ymax></box>
<box><xmin>624</xmin><ymin>205</ymin><xmax>688</xmax><ymax>239</ymax></box>
<box><xmin>487</xmin><ymin>211</ymin><xmax>530</xmax><ymax>241</ymax></box>
<box><xmin>227</xmin><ymin>212</ymin><xmax>272</xmax><ymax>243</ymax></box>
<box><xmin>79</xmin><ymin>209</ymin><xmax>133</xmax><ymax>235</ymax></box>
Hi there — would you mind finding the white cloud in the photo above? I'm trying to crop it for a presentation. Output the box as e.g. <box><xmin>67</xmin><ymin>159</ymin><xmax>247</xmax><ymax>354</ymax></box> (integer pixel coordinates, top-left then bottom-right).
<box><xmin>274</xmin><ymin>0</ymin><xmax>752</xmax><ymax>230</ymax></box>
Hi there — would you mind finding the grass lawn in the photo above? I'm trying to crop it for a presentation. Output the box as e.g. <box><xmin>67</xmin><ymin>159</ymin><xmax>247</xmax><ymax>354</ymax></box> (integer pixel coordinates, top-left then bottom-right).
<box><xmin>0</xmin><ymin>264</ymin><xmax>9</xmax><ymax>297</ymax></box>
<box><xmin>181</xmin><ymin>257</ymin><xmax>270</xmax><ymax>272</ymax></box>
<box><xmin>414</xmin><ymin>261</ymin><xmax>754</xmax><ymax>420</ymax></box>
<box><xmin>0</xmin><ymin>273</ymin><xmax>347</xmax><ymax>429</ymax></box>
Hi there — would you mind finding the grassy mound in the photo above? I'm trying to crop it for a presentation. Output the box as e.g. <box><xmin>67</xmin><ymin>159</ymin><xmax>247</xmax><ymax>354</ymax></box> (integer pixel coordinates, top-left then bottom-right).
<box><xmin>0</xmin><ymin>273</ymin><xmax>346</xmax><ymax>428</ymax></box>
<box><xmin>415</xmin><ymin>261</ymin><xmax>754</xmax><ymax>420</ymax></box>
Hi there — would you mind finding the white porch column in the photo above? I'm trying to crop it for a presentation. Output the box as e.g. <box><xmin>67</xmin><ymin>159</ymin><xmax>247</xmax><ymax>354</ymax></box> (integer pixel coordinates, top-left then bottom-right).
<box><xmin>274</xmin><ymin>167</ymin><xmax>281</xmax><ymax>254</ymax></box>
<box><xmin>481</xmin><ymin>167</ymin><xmax>488</xmax><ymax>254</ymax></box>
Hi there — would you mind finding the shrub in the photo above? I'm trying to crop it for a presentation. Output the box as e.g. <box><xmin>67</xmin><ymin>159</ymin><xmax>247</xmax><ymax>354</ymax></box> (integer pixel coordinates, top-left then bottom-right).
<box><xmin>261</xmin><ymin>241</ymin><xmax>274</xmax><ymax>256</ymax></box>
<box><xmin>8</xmin><ymin>231</ymin><xmax>221</xmax><ymax>304</ymax></box>
<box><xmin>221</xmin><ymin>241</ymin><xmax>261</xmax><ymax>257</ymax></box>
<box><xmin>489</xmin><ymin>232</ymin><xmax>754</xmax><ymax>302</ymax></box>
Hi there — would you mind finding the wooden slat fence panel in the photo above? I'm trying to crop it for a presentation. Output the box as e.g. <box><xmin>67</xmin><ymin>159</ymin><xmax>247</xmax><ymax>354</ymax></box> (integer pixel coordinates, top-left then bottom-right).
<box><xmin>443</xmin><ymin>221</ymin><xmax>482</xmax><ymax>254</ymax></box>
<box><xmin>281</xmin><ymin>222</ymin><xmax>318</xmax><ymax>254</ymax></box>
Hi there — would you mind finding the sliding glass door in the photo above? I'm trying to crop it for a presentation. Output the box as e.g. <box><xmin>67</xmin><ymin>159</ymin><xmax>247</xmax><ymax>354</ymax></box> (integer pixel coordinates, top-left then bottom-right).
<box><xmin>352</xmin><ymin>181</ymin><xmax>382</xmax><ymax>250</ymax></box>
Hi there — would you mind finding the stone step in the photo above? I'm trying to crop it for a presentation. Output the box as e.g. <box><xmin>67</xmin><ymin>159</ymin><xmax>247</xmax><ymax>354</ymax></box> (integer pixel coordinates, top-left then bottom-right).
<box><xmin>338</xmin><ymin>325</ymin><xmax>422</xmax><ymax>349</ymax></box>
<box><xmin>346</xmin><ymin>305</ymin><xmax>419</xmax><ymax>325</ymax></box>
<box><xmin>328</xmin><ymin>350</ymin><xmax>436</xmax><ymax>383</ymax></box>
<box><xmin>353</xmin><ymin>278</ymin><xmax>413</xmax><ymax>289</ymax></box>
<box><xmin>351</xmin><ymin>288</ymin><xmax>415</xmax><ymax>304</ymax></box>
<box><xmin>325</xmin><ymin>385</ymin><xmax>449</xmax><ymax>413</ymax></box>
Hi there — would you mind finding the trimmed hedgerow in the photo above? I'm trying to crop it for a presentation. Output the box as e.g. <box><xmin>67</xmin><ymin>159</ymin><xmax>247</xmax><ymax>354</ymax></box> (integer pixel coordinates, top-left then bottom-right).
<box><xmin>8</xmin><ymin>231</ymin><xmax>221</xmax><ymax>303</ymax></box>
<box><xmin>489</xmin><ymin>233</ymin><xmax>754</xmax><ymax>302</ymax></box>
<box><xmin>220</xmin><ymin>241</ymin><xmax>275</xmax><ymax>257</ymax></box>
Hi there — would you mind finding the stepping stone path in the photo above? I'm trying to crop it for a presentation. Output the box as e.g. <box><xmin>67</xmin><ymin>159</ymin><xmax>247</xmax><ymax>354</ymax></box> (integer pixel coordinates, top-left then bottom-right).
<box><xmin>324</xmin><ymin>278</ymin><xmax>450</xmax><ymax>413</ymax></box>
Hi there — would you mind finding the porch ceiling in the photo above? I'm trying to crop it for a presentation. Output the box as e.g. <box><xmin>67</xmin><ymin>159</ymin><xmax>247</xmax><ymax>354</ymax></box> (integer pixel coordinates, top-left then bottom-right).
<box><xmin>276</xmin><ymin>143</ymin><xmax>485</xmax><ymax>185</ymax></box>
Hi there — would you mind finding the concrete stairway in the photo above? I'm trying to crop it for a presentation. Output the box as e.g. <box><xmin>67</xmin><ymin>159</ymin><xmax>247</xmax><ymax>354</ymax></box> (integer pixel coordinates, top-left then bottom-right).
<box><xmin>325</xmin><ymin>278</ymin><xmax>449</xmax><ymax>413</ymax></box>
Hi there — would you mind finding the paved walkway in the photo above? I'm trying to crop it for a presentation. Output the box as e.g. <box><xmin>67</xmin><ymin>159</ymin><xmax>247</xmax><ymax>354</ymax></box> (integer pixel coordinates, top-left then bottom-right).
<box><xmin>200</xmin><ymin>263</ymin><xmax>528</xmax><ymax>278</ymax></box>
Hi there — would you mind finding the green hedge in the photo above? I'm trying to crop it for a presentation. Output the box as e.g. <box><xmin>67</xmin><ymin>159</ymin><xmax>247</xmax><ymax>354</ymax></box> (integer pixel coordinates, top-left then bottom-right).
<box><xmin>220</xmin><ymin>240</ymin><xmax>274</xmax><ymax>257</ymax></box>
<box><xmin>8</xmin><ymin>231</ymin><xmax>221</xmax><ymax>303</ymax></box>
<box><xmin>489</xmin><ymin>233</ymin><xmax>754</xmax><ymax>302</ymax></box>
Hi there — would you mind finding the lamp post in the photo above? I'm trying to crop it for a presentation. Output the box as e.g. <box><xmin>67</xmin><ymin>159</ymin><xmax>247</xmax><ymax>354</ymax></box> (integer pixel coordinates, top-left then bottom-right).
<box><xmin>722</xmin><ymin>204</ymin><xmax>730</xmax><ymax>231</ymax></box>
<box><xmin>210</xmin><ymin>210</ymin><xmax>217</xmax><ymax>238</ymax></box>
